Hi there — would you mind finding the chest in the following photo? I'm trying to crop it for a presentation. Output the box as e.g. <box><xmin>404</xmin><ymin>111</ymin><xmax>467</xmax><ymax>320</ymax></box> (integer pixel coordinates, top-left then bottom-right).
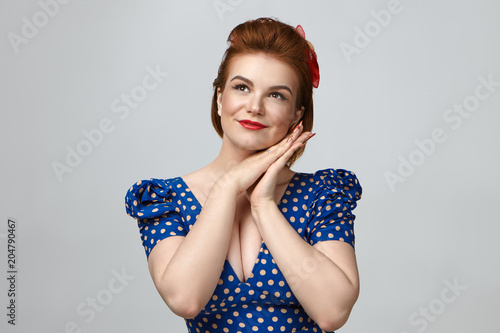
<box><xmin>226</xmin><ymin>196</ymin><xmax>263</xmax><ymax>283</ymax></box>
<box><xmin>179</xmin><ymin>173</ymin><xmax>298</xmax><ymax>283</ymax></box>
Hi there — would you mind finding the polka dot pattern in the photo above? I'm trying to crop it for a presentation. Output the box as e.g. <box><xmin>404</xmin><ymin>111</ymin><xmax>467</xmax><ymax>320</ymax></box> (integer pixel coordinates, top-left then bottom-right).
<box><xmin>125</xmin><ymin>178</ymin><xmax>189</xmax><ymax>256</ymax></box>
<box><xmin>125</xmin><ymin>168</ymin><xmax>362</xmax><ymax>332</ymax></box>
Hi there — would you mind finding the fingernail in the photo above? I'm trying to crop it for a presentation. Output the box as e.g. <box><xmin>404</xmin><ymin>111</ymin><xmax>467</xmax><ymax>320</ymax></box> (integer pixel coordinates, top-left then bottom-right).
<box><xmin>287</xmin><ymin>136</ymin><xmax>292</xmax><ymax>142</ymax></box>
<box><xmin>293</xmin><ymin>121</ymin><xmax>303</xmax><ymax>133</ymax></box>
<box><xmin>301</xmin><ymin>133</ymin><xmax>316</xmax><ymax>147</ymax></box>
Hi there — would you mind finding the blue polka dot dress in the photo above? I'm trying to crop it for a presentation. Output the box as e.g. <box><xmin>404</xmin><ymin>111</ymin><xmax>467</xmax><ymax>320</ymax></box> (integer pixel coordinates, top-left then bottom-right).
<box><xmin>125</xmin><ymin>168</ymin><xmax>362</xmax><ymax>333</ymax></box>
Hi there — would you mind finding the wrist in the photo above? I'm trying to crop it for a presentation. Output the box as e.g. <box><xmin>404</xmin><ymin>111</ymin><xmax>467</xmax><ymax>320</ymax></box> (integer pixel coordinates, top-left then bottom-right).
<box><xmin>213</xmin><ymin>173</ymin><xmax>240</xmax><ymax>196</ymax></box>
<box><xmin>250</xmin><ymin>199</ymin><xmax>277</xmax><ymax>218</ymax></box>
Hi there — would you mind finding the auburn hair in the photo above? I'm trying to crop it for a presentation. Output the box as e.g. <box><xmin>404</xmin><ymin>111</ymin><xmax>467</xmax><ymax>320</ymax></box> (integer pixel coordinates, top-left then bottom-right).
<box><xmin>211</xmin><ymin>17</ymin><xmax>317</xmax><ymax>166</ymax></box>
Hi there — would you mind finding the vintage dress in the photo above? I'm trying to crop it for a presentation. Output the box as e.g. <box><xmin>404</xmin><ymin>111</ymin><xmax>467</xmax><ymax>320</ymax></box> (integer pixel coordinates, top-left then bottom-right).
<box><xmin>125</xmin><ymin>168</ymin><xmax>362</xmax><ymax>333</ymax></box>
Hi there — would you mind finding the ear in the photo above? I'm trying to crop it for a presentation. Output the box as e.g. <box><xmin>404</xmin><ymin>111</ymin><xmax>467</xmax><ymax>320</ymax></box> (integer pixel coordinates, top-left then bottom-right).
<box><xmin>288</xmin><ymin>106</ymin><xmax>305</xmax><ymax>132</ymax></box>
<box><xmin>217</xmin><ymin>88</ymin><xmax>223</xmax><ymax>117</ymax></box>
<box><xmin>294</xmin><ymin>106</ymin><xmax>305</xmax><ymax>123</ymax></box>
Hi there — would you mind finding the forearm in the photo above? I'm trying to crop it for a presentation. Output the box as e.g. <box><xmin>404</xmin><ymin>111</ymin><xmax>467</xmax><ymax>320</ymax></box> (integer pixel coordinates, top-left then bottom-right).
<box><xmin>155</xmin><ymin>178</ymin><xmax>238</xmax><ymax>316</ymax></box>
<box><xmin>251</xmin><ymin>201</ymin><xmax>359</xmax><ymax>329</ymax></box>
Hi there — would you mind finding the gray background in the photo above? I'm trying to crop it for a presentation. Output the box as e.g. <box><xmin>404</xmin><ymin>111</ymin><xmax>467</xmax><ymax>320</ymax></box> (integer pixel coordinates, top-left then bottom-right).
<box><xmin>1</xmin><ymin>0</ymin><xmax>499</xmax><ymax>332</ymax></box>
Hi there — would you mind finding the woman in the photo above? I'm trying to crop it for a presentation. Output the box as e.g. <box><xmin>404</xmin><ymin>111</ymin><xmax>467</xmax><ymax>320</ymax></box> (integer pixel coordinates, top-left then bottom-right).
<box><xmin>125</xmin><ymin>17</ymin><xmax>362</xmax><ymax>333</ymax></box>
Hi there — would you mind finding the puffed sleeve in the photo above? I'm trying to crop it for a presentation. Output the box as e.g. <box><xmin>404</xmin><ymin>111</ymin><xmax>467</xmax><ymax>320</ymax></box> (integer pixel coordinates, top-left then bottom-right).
<box><xmin>305</xmin><ymin>169</ymin><xmax>362</xmax><ymax>249</ymax></box>
<box><xmin>125</xmin><ymin>178</ymin><xmax>187</xmax><ymax>258</ymax></box>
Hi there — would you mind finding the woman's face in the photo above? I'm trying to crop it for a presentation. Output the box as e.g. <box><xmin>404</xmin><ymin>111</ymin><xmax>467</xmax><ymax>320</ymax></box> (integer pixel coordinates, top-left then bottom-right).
<box><xmin>217</xmin><ymin>53</ymin><xmax>304</xmax><ymax>153</ymax></box>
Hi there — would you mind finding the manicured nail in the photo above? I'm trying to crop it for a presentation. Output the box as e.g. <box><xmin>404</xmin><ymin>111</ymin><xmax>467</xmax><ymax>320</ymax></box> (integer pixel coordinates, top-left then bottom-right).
<box><xmin>293</xmin><ymin>120</ymin><xmax>303</xmax><ymax>133</ymax></box>
<box><xmin>299</xmin><ymin>133</ymin><xmax>316</xmax><ymax>147</ymax></box>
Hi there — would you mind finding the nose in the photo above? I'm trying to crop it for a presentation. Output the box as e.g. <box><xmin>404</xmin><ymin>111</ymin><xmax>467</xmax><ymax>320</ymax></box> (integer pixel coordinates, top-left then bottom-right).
<box><xmin>246</xmin><ymin>94</ymin><xmax>264</xmax><ymax>115</ymax></box>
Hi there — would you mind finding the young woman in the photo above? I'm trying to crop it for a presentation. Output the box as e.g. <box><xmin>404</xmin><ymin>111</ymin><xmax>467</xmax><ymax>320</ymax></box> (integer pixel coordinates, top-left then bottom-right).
<box><xmin>126</xmin><ymin>17</ymin><xmax>362</xmax><ymax>333</ymax></box>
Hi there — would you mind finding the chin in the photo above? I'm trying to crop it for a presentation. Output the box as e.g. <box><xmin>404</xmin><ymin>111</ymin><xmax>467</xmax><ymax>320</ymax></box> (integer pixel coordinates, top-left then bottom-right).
<box><xmin>247</xmin><ymin>137</ymin><xmax>282</xmax><ymax>151</ymax></box>
<box><xmin>225</xmin><ymin>130</ymin><xmax>287</xmax><ymax>152</ymax></box>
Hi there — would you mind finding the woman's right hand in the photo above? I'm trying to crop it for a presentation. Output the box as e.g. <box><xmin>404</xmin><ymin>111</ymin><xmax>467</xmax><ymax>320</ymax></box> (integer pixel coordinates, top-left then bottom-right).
<box><xmin>219</xmin><ymin>121</ymin><xmax>310</xmax><ymax>195</ymax></box>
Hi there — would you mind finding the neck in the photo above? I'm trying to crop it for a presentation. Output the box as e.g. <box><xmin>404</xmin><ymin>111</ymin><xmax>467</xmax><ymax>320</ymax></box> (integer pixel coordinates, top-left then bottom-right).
<box><xmin>208</xmin><ymin>136</ymin><xmax>256</xmax><ymax>178</ymax></box>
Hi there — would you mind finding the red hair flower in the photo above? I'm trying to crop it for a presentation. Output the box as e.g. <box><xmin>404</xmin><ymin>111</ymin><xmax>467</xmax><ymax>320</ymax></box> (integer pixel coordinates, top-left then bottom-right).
<box><xmin>295</xmin><ymin>25</ymin><xmax>320</xmax><ymax>88</ymax></box>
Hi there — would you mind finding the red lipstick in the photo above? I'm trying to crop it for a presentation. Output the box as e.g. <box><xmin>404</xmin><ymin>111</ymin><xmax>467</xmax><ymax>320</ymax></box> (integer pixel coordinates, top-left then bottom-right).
<box><xmin>238</xmin><ymin>119</ymin><xmax>268</xmax><ymax>130</ymax></box>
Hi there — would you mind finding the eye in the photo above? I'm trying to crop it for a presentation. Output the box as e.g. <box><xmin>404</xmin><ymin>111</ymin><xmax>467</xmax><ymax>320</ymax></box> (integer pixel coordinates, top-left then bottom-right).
<box><xmin>232</xmin><ymin>84</ymin><xmax>249</xmax><ymax>92</ymax></box>
<box><xmin>270</xmin><ymin>92</ymin><xmax>287</xmax><ymax>100</ymax></box>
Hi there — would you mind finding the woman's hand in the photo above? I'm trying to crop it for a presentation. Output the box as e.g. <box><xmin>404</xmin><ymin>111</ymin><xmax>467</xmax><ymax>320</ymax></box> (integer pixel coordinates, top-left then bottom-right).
<box><xmin>218</xmin><ymin>121</ymin><xmax>314</xmax><ymax>198</ymax></box>
<box><xmin>246</xmin><ymin>122</ymin><xmax>315</xmax><ymax>207</ymax></box>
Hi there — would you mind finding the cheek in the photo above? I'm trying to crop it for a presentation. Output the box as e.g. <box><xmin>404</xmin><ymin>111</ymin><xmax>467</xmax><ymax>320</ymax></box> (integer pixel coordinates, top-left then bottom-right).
<box><xmin>276</xmin><ymin>109</ymin><xmax>297</xmax><ymax>128</ymax></box>
<box><xmin>270</xmin><ymin>116</ymin><xmax>295</xmax><ymax>139</ymax></box>
<box><xmin>219</xmin><ymin>95</ymin><xmax>238</xmax><ymax>119</ymax></box>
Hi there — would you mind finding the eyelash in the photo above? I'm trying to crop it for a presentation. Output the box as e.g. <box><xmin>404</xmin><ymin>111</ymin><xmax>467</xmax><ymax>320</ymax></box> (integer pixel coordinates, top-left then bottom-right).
<box><xmin>270</xmin><ymin>92</ymin><xmax>287</xmax><ymax>100</ymax></box>
<box><xmin>231</xmin><ymin>84</ymin><xmax>288</xmax><ymax>101</ymax></box>
<box><xmin>232</xmin><ymin>84</ymin><xmax>248</xmax><ymax>92</ymax></box>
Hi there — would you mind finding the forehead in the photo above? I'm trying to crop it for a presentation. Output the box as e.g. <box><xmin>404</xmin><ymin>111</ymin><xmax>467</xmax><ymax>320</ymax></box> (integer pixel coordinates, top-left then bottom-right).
<box><xmin>226</xmin><ymin>53</ymin><xmax>299</xmax><ymax>90</ymax></box>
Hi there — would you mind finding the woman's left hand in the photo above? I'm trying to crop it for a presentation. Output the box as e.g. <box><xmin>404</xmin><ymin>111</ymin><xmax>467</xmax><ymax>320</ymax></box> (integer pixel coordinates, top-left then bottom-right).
<box><xmin>246</xmin><ymin>123</ymin><xmax>315</xmax><ymax>207</ymax></box>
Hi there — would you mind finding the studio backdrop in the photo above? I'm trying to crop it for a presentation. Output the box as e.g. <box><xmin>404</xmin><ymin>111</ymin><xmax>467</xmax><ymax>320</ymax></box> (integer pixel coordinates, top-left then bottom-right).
<box><xmin>1</xmin><ymin>0</ymin><xmax>499</xmax><ymax>332</ymax></box>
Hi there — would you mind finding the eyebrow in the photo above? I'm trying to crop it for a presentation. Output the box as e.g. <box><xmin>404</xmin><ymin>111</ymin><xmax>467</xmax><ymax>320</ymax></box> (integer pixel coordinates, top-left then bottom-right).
<box><xmin>230</xmin><ymin>75</ymin><xmax>294</xmax><ymax>96</ymax></box>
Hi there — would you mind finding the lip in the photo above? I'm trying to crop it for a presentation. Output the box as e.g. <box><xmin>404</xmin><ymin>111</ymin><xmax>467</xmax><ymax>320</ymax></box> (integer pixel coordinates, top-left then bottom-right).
<box><xmin>238</xmin><ymin>119</ymin><xmax>268</xmax><ymax>130</ymax></box>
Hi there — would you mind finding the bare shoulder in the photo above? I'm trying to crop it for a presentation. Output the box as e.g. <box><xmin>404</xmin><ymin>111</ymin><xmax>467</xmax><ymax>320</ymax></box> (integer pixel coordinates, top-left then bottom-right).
<box><xmin>181</xmin><ymin>167</ymin><xmax>213</xmax><ymax>206</ymax></box>
<box><xmin>182</xmin><ymin>167</ymin><xmax>209</xmax><ymax>187</ymax></box>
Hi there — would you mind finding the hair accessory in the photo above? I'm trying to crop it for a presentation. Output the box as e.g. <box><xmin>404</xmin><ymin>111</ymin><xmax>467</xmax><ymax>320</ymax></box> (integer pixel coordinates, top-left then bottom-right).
<box><xmin>295</xmin><ymin>25</ymin><xmax>320</xmax><ymax>88</ymax></box>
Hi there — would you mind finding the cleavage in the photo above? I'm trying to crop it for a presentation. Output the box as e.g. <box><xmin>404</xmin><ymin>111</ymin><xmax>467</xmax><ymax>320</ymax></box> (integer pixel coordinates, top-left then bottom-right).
<box><xmin>226</xmin><ymin>195</ymin><xmax>263</xmax><ymax>283</ymax></box>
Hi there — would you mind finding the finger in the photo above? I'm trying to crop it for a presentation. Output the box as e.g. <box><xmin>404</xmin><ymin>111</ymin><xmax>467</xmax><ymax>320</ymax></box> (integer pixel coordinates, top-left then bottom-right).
<box><xmin>287</xmin><ymin>120</ymin><xmax>304</xmax><ymax>143</ymax></box>
<box><xmin>264</xmin><ymin>121</ymin><xmax>304</xmax><ymax>156</ymax></box>
<box><xmin>256</xmin><ymin>131</ymin><xmax>315</xmax><ymax>189</ymax></box>
<box><xmin>229</xmin><ymin>129</ymin><xmax>310</xmax><ymax>193</ymax></box>
<box><xmin>288</xmin><ymin>119</ymin><xmax>303</xmax><ymax>134</ymax></box>
<box><xmin>294</xmin><ymin>132</ymin><xmax>316</xmax><ymax>148</ymax></box>
<box><xmin>273</xmin><ymin>132</ymin><xmax>315</xmax><ymax>167</ymax></box>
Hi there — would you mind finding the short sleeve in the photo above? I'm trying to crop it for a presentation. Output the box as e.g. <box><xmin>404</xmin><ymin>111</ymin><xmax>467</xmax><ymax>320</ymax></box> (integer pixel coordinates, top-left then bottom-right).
<box><xmin>125</xmin><ymin>178</ymin><xmax>187</xmax><ymax>258</ymax></box>
<box><xmin>306</xmin><ymin>169</ymin><xmax>362</xmax><ymax>249</ymax></box>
